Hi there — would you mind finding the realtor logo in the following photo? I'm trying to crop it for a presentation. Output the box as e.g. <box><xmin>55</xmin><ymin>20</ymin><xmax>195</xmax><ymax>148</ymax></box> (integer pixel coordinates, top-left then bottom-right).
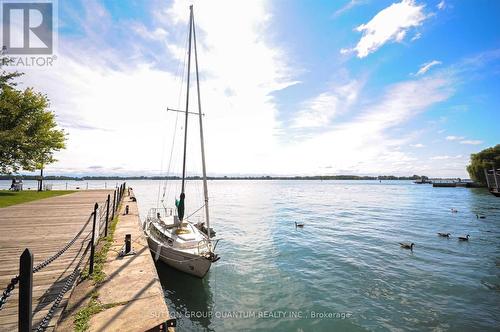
<box><xmin>2</xmin><ymin>1</ymin><xmax>53</xmax><ymax>54</ymax></box>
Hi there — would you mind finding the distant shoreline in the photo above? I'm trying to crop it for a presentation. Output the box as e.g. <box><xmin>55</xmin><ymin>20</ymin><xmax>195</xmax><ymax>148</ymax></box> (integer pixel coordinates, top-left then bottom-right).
<box><xmin>0</xmin><ymin>175</ymin><xmax>466</xmax><ymax>181</ymax></box>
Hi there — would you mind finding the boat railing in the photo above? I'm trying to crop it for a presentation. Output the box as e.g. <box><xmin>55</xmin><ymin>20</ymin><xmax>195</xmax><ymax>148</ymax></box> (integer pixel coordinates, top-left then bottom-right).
<box><xmin>147</xmin><ymin>207</ymin><xmax>174</xmax><ymax>220</ymax></box>
<box><xmin>197</xmin><ymin>239</ymin><xmax>210</xmax><ymax>255</ymax></box>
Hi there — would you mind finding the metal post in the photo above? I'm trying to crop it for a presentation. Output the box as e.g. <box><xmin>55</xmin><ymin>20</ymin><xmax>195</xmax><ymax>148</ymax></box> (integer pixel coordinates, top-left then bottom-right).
<box><xmin>105</xmin><ymin>194</ymin><xmax>110</xmax><ymax>237</ymax></box>
<box><xmin>111</xmin><ymin>191</ymin><xmax>116</xmax><ymax>220</ymax></box>
<box><xmin>89</xmin><ymin>203</ymin><xmax>98</xmax><ymax>275</ymax></box>
<box><xmin>125</xmin><ymin>234</ymin><xmax>131</xmax><ymax>254</ymax></box>
<box><xmin>65</xmin><ymin>182</ymin><xmax>68</xmax><ymax>190</ymax></box>
<box><xmin>192</xmin><ymin>12</ymin><xmax>211</xmax><ymax>240</ymax></box>
<box><xmin>494</xmin><ymin>165</ymin><xmax>499</xmax><ymax>190</ymax></box>
<box><xmin>484</xmin><ymin>169</ymin><xmax>491</xmax><ymax>188</ymax></box>
<box><xmin>86</xmin><ymin>182</ymin><xmax>88</xmax><ymax>190</ymax></box>
<box><xmin>19</xmin><ymin>249</ymin><xmax>33</xmax><ymax>332</ymax></box>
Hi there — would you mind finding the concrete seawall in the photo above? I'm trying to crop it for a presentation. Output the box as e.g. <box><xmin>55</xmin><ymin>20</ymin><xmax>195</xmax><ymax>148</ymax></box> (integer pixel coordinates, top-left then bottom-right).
<box><xmin>56</xmin><ymin>190</ymin><xmax>170</xmax><ymax>331</ymax></box>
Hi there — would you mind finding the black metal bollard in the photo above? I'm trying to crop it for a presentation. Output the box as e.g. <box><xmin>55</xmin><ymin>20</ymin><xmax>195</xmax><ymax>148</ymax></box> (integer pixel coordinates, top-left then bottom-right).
<box><xmin>125</xmin><ymin>234</ymin><xmax>131</xmax><ymax>254</ymax></box>
<box><xmin>19</xmin><ymin>249</ymin><xmax>33</xmax><ymax>332</ymax></box>
<box><xmin>111</xmin><ymin>190</ymin><xmax>116</xmax><ymax>220</ymax></box>
<box><xmin>125</xmin><ymin>205</ymin><xmax>129</xmax><ymax>215</ymax></box>
<box><xmin>89</xmin><ymin>203</ymin><xmax>98</xmax><ymax>275</ymax></box>
<box><xmin>105</xmin><ymin>194</ymin><xmax>110</xmax><ymax>237</ymax></box>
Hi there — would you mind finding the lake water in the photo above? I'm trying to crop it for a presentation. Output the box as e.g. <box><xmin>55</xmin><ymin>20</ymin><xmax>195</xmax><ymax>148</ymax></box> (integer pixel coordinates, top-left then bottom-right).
<box><xmin>2</xmin><ymin>180</ymin><xmax>499</xmax><ymax>331</ymax></box>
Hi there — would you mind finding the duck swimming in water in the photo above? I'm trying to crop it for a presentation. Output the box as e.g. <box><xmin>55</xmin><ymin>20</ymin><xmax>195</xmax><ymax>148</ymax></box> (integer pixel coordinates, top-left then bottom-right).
<box><xmin>399</xmin><ymin>242</ymin><xmax>415</xmax><ymax>250</ymax></box>
<box><xmin>458</xmin><ymin>234</ymin><xmax>470</xmax><ymax>241</ymax></box>
<box><xmin>438</xmin><ymin>232</ymin><xmax>451</xmax><ymax>237</ymax></box>
<box><xmin>476</xmin><ymin>214</ymin><xmax>486</xmax><ymax>219</ymax></box>
<box><xmin>295</xmin><ymin>222</ymin><xmax>305</xmax><ymax>228</ymax></box>
<box><xmin>451</xmin><ymin>208</ymin><xmax>458</xmax><ymax>213</ymax></box>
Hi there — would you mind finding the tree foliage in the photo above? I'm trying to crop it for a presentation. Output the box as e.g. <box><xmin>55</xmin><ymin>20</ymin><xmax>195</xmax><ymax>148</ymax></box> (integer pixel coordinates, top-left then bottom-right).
<box><xmin>466</xmin><ymin>144</ymin><xmax>500</xmax><ymax>185</ymax></box>
<box><xmin>0</xmin><ymin>69</ymin><xmax>66</xmax><ymax>174</ymax></box>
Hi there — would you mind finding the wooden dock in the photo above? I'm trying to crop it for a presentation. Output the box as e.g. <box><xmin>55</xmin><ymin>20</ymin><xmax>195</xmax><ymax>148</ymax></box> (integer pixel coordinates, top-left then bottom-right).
<box><xmin>484</xmin><ymin>168</ymin><xmax>500</xmax><ymax>197</ymax></box>
<box><xmin>55</xmin><ymin>190</ymin><xmax>170</xmax><ymax>331</ymax></box>
<box><xmin>0</xmin><ymin>190</ymin><xmax>112</xmax><ymax>331</ymax></box>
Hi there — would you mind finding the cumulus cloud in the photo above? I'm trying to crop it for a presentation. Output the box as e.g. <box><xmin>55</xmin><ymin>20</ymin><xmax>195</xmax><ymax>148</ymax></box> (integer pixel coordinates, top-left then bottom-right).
<box><xmin>343</xmin><ymin>0</ymin><xmax>427</xmax><ymax>58</ymax></box>
<box><xmin>410</xmin><ymin>143</ymin><xmax>425</xmax><ymax>148</ymax></box>
<box><xmin>416</xmin><ymin>60</ymin><xmax>442</xmax><ymax>75</ymax></box>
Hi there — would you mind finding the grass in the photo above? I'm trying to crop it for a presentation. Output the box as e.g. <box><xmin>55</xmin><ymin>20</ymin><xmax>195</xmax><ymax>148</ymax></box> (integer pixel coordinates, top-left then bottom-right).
<box><xmin>75</xmin><ymin>207</ymin><xmax>121</xmax><ymax>331</ymax></box>
<box><xmin>0</xmin><ymin>190</ymin><xmax>76</xmax><ymax>208</ymax></box>
<box><xmin>81</xmin><ymin>213</ymin><xmax>120</xmax><ymax>284</ymax></box>
<box><xmin>73</xmin><ymin>291</ymin><xmax>128</xmax><ymax>332</ymax></box>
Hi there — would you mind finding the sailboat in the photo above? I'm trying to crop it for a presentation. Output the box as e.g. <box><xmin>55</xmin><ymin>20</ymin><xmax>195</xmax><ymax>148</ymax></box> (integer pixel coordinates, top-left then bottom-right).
<box><xmin>144</xmin><ymin>5</ymin><xmax>220</xmax><ymax>278</ymax></box>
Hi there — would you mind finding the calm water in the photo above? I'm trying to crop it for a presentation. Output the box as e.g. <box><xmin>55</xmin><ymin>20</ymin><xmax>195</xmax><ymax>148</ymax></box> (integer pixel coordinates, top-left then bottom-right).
<box><xmin>2</xmin><ymin>180</ymin><xmax>499</xmax><ymax>331</ymax></box>
<box><xmin>133</xmin><ymin>180</ymin><xmax>500</xmax><ymax>332</ymax></box>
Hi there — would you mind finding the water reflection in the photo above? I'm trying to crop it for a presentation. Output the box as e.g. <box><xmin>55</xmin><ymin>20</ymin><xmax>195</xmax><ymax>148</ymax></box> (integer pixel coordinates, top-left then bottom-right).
<box><xmin>154</xmin><ymin>259</ymin><xmax>214</xmax><ymax>331</ymax></box>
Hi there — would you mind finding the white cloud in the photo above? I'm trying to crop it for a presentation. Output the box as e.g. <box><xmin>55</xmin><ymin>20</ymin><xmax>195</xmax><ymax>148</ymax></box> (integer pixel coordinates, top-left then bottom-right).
<box><xmin>437</xmin><ymin>1</ymin><xmax>446</xmax><ymax>10</ymax></box>
<box><xmin>274</xmin><ymin>74</ymin><xmax>454</xmax><ymax>175</ymax></box>
<box><xmin>416</xmin><ymin>60</ymin><xmax>442</xmax><ymax>75</ymax></box>
<box><xmin>410</xmin><ymin>143</ymin><xmax>425</xmax><ymax>148</ymax></box>
<box><xmin>431</xmin><ymin>154</ymin><xmax>463</xmax><ymax>160</ymax></box>
<box><xmin>290</xmin><ymin>80</ymin><xmax>362</xmax><ymax>128</ymax></box>
<box><xmin>16</xmin><ymin>0</ymin><xmax>298</xmax><ymax>176</ymax></box>
<box><xmin>445</xmin><ymin>135</ymin><xmax>465</xmax><ymax>141</ymax></box>
<box><xmin>460</xmin><ymin>140</ymin><xmax>483</xmax><ymax>145</ymax></box>
<box><xmin>333</xmin><ymin>0</ymin><xmax>365</xmax><ymax>18</ymax></box>
<box><xmin>343</xmin><ymin>0</ymin><xmax>427</xmax><ymax>58</ymax></box>
<box><xmin>411</xmin><ymin>32</ymin><xmax>422</xmax><ymax>41</ymax></box>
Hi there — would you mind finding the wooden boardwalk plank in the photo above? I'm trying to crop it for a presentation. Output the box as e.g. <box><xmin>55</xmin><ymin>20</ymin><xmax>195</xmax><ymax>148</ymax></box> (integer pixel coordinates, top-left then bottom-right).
<box><xmin>0</xmin><ymin>190</ymin><xmax>112</xmax><ymax>331</ymax></box>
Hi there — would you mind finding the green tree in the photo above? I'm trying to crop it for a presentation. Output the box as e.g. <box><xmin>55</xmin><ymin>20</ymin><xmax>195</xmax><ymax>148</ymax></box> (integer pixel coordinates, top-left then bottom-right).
<box><xmin>0</xmin><ymin>69</ymin><xmax>66</xmax><ymax>190</ymax></box>
<box><xmin>466</xmin><ymin>145</ymin><xmax>500</xmax><ymax>186</ymax></box>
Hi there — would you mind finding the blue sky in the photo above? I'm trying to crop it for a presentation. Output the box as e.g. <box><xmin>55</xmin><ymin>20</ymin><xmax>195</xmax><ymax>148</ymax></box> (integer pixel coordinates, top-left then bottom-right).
<box><xmin>15</xmin><ymin>0</ymin><xmax>500</xmax><ymax>177</ymax></box>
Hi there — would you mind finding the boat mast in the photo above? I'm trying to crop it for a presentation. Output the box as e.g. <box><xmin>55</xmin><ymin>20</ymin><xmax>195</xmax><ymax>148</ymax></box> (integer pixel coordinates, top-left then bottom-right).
<box><xmin>192</xmin><ymin>6</ymin><xmax>211</xmax><ymax>240</ymax></box>
<box><xmin>181</xmin><ymin>6</ymin><xmax>193</xmax><ymax>196</ymax></box>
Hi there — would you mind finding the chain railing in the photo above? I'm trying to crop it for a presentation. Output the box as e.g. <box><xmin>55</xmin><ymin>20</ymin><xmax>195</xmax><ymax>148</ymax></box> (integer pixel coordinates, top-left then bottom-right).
<box><xmin>0</xmin><ymin>276</ymin><xmax>19</xmax><ymax>310</ymax></box>
<box><xmin>0</xmin><ymin>182</ymin><xmax>126</xmax><ymax>332</ymax></box>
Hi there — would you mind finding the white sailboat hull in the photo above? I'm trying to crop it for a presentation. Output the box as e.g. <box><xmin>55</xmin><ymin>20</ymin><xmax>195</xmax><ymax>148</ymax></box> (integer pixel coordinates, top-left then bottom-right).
<box><xmin>147</xmin><ymin>235</ymin><xmax>212</xmax><ymax>278</ymax></box>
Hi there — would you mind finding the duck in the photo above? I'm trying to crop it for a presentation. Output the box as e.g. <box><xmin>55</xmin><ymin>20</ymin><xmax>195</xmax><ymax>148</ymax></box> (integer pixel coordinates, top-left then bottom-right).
<box><xmin>295</xmin><ymin>222</ymin><xmax>305</xmax><ymax>228</ymax></box>
<box><xmin>399</xmin><ymin>242</ymin><xmax>415</xmax><ymax>250</ymax></box>
<box><xmin>476</xmin><ymin>214</ymin><xmax>486</xmax><ymax>219</ymax></box>
<box><xmin>458</xmin><ymin>234</ymin><xmax>470</xmax><ymax>241</ymax></box>
<box><xmin>437</xmin><ymin>232</ymin><xmax>451</xmax><ymax>237</ymax></box>
<box><xmin>450</xmin><ymin>208</ymin><xmax>458</xmax><ymax>213</ymax></box>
